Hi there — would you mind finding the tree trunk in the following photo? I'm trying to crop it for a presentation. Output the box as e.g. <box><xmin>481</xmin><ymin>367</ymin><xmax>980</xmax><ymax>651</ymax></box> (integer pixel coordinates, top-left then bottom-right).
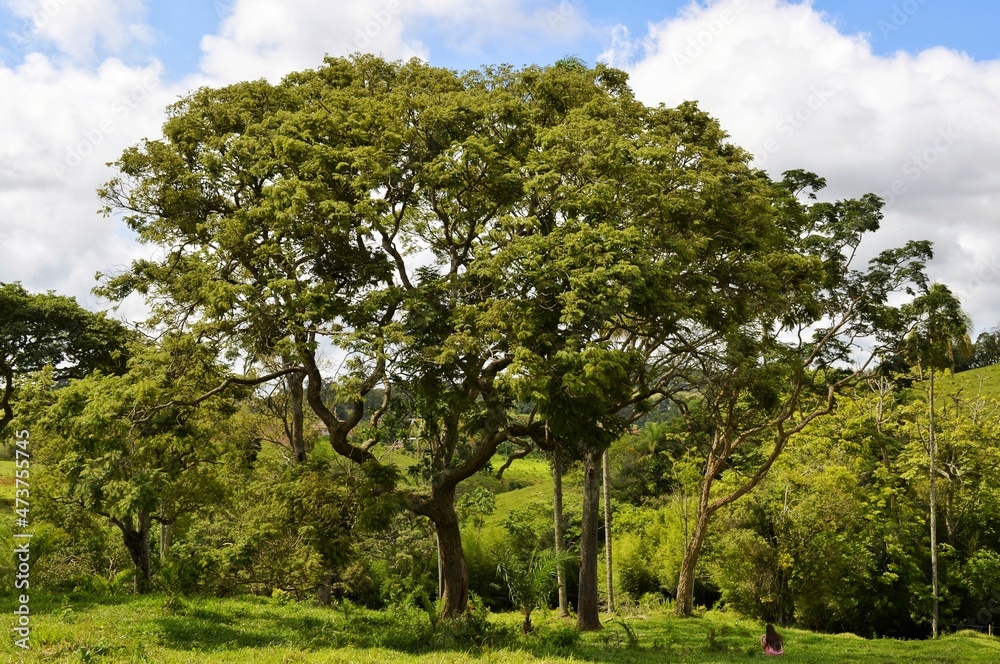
<box><xmin>552</xmin><ymin>447</ymin><xmax>569</xmax><ymax>618</ymax></box>
<box><xmin>428</xmin><ymin>486</ymin><xmax>469</xmax><ymax>620</ymax></box>
<box><xmin>929</xmin><ymin>369</ymin><xmax>939</xmax><ymax>638</ymax></box>
<box><xmin>286</xmin><ymin>367</ymin><xmax>307</xmax><ymax>463</ymax></box>
<box><xmin>159</xmin><ymin>521</ymin><xmax>172</xmax><ymax>562</ymax></box>
<box><xmin>602</xmin><ymin>448</ymin><xmax>615</xmax><ymax>613</ymax></box>
<box><xmin>120</xmin><ymin>512</ymin><xmax>153</xmax><ymax>593</ymax></box>
<box><xmin>577</xmin><ymin>448</ymin><xmax>603</xmax><ymax>630</ymax></box>
<box><xmin>675</xmin><ymin>483</ymin><xmax>714</xmax><ymax>616</ymax></box>
<box><xmin>0</xmin><ymin>367</ymin><xmax>14</xmax><ymax>438</ymax></box>
<box><xmin>317</xmin><ymin>572</ymin><xmax>333</xmax><ymax>606</ymax></box>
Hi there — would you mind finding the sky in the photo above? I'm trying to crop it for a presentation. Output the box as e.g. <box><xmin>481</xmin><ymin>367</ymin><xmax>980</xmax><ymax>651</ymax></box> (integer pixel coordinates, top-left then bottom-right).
<box><xmin>1</xmin><ymin>0</ymin><xmax>999</xmax><ymax>334</ymax></box>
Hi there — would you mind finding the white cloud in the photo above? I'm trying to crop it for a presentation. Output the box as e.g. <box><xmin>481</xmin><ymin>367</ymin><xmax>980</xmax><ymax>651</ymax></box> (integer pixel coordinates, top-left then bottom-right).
<box><xmin>406</xmin><ymin>0</ymin><xmax>592</xmax><ymax>58</ymax></box>
<box><xmin>197</xmin><ymin>0</ymin><xmax>593</xmax><ymax>86</ymax></box>
<box><xmin>198</xmin><ymin>0</ymin><xmax>426</xmax><ymax>84</ymax></box>
<box><xmin>600</xmin><ymin>0</ymin><xmax>1000</xmax><ymax>331</ymax></box>
<box><xmin>0</xmin><ymin>53</ymin><xmax>175</xmax><ymax>314</ymax></box>
<box><xmin>4</xmin><ymin>0</ymin><xmax>151</xmax><ymax>60</ymax></box>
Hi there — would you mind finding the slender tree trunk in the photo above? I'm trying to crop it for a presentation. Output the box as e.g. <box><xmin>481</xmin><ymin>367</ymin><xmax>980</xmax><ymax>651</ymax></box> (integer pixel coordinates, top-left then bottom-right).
<box><xmin>552</xmin><ymin>447</ymin><xmax>569</xmax><ymax>618</ymax></box>
<box><xmin>929</xmin><ymin>369</ymin><xmax>940</xmax><ymax>638</ymax></box>
<box><xmin>675</xmin><ymin>480</ymin><xmax>714</xmax><ymax>616</ymax></box>
<box><xmin>286</xmin><ymin>368</ymin><xmax>307</xmax><ymax>463</ymax></box>
<box><xmin>159</xmin><ymin>499</ymin><xmax>173</xmax><ymax>562</ymax></box>
<box><xmin>436</xmin><ymin>531</ymin><xmax>443</xmax><ymax>600</ymax></box>
<box><xmin>577</xmin><ymin>449</ymin><xmax>603</xmax><ymax>630</ymax></box>
<box><xmin>602</xmin><ymin>448</ymin><xmax>615</xmax><ymax>613</ymax></box>
<box><xmin>428</xmin><ymin>487</ymin><xmax>469</xmax><ymax>620</ymax></box>
<box><xmin>159</xmin><ymin>521</ymin><xmax>172</xmax><ymax>562</ymax></box>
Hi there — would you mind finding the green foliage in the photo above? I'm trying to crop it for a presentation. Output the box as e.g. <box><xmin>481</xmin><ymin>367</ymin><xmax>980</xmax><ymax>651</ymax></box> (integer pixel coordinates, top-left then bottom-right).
<box><xmin>609</xmin><ymin>421</ymin><xmax>688</xmax><ymax>505</ymax></box>
<box><xmin>495</xmin><ymin>547</ymin><xmax>566</xmax><ymax>632</ymax></box>
<box><xmin>457</xmin><ymin>486</ymin><xmax>496</xmax><ymax>541</ymax></box>
<box><xmin>963</xmin><ymin>326</ymin><xmax>1000</xmax><ymax>370</ymax></box>
<box><xmin>904</xmin><ymin>282</ymin><xmax>973</xmax><ymax>374</ymax></box>
<box><xmin>701</xmin><ymin>382</ymin><xmax>1000</xmax><ymax>637</ymax></box>
<box><xmin>356</xmin><ymin>510</ymin><xmax>438</xmax><ymax>607</ymax></box>
<box><xmin>612</xmin><ymin>501</ymin><xmax>688</xmax><ymax>601</ymax></box>
<box><xmin>0</xmin><ymin>281</ymin><xmax>130</xmax><ymax>438</ymax></box>
<box><xmin>171</xmin><ymin>454</ymin><xmax>401</xmax><ymax>600</ymax></box>
<box><xmin>22</xmin><ymin>336</ymin><xmax>247</xmax><ymax>591</ymax></box>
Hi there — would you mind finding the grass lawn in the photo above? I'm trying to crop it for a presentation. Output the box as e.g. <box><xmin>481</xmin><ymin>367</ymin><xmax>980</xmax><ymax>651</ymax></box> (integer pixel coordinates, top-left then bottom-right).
<box><xmin>1</xmin><ymin>593</ymin><xmax>998</xmax><ymax>663</ymax></box>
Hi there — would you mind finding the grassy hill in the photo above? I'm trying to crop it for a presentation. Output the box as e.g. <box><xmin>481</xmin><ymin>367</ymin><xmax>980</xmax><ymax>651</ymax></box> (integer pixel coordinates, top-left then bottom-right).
<box><xmin>933</xmin><ymin>363</ymin><xmax>1000</xmax><ymax>401</ymax></box>
<box><xmin>1</xmin><ymin>592</ymin><xmax>997</xmax><ymax>663</ymax></box>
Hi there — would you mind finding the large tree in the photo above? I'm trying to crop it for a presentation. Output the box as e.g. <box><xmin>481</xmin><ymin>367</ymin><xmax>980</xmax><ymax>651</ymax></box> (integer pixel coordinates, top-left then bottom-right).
<box><xmin>0</xmin><ymin>282</ymin><xmax>129</xmax><ymax>438</ymax></box>
<box><xmin>98</xmin><ymin>55</ymin><xmax>545</xmax><ymax>618</ymax></box>
<box><xmin>666</xmin><ymin>176</ymin><xmax>933</xmax><ymax>616</ymax></box>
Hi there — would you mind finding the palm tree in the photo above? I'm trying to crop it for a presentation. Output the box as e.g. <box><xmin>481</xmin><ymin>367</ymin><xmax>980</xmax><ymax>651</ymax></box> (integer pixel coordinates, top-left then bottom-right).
<box><xmin>904</xmin><ymin>283</ymin><xmax>972</xmax><ymax>639</ymax></box>
<box><xmin>496</xmin><ymin>548</ymin><xmax>567</xmax><ymax>634</ymax></box>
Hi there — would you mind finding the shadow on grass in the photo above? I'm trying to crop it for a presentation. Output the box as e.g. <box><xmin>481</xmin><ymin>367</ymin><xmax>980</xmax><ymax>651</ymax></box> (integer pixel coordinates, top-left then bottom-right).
<box><xmin>160</xmin><ymin>604</ymin><xmax>745</xmax><ymax>662</ymax></box>
<box><xmin>156</xmin><ymin>616</ymin><xmax>286</xmax><ymax>651</ymax></box>
<box><xmin>0</xmin><ymin>591</ymin><xmax>141</xmax><ymax>615</ymax></box>
<box><xmin>152</xmin><ymin>601</ymin><xmax>436</xmax><ymax>654</ymax></box>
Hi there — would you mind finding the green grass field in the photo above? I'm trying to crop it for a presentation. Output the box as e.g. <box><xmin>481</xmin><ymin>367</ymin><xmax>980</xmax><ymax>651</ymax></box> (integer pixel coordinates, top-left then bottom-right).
<box><xmin>0</xmin><ymin>459</ymin><xmax>14</xmax><ymax>503</ymax></box>
<box><xmin>934</xmin><ymin>363</ymin><xmax>1000</xmax><ymax>401</ymax></box>
<box><xmin>1</xmin><ymin>593</ymin><xmax>997</xmax><ymax>663</ymax></box>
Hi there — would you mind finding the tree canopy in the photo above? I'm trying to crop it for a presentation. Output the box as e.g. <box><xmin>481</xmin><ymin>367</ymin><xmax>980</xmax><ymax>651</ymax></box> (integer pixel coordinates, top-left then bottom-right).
<box><xmin>0</xmin><ymin>281</ymin><xmax>130</xmax><ymax>438</ymax></box>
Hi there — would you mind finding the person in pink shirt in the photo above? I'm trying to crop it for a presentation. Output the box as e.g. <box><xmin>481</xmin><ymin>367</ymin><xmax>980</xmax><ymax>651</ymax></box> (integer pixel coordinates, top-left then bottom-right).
<box><xmin>761</xmin><ymin>623</ymin><xmax>784</xmax><ymax>656</ymax></box>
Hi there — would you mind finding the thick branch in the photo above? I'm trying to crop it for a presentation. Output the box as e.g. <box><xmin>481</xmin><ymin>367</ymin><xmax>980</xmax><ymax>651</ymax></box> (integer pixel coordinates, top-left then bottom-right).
<box><xmin>133</xmin><ymin>366</ymin><xmax>306</xmax><ymax>424</ymax></box>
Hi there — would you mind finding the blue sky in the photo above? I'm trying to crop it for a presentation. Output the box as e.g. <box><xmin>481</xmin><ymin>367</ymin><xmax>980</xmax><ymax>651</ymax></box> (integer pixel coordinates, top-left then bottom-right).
<box><xmin>1</xmin><ymin>0</ymin><xmax>999</xmax><ymax>330</ymax></box>
<box><xmin>3</xmin><ymin>1</ymin><xmax>998</xmax><ymax>77</ymax></box>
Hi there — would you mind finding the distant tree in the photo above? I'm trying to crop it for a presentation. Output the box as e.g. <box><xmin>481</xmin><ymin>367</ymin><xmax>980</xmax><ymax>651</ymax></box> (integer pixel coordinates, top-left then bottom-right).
<box><xmin>969</xmin><ymin>327</ymin><xmax>1000</xmax><ymax>369</ymax></box>
<box><xmin>0</xmin><ymin>282</ymin><xmax>129</xmax><ymax>439</ymax></box>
